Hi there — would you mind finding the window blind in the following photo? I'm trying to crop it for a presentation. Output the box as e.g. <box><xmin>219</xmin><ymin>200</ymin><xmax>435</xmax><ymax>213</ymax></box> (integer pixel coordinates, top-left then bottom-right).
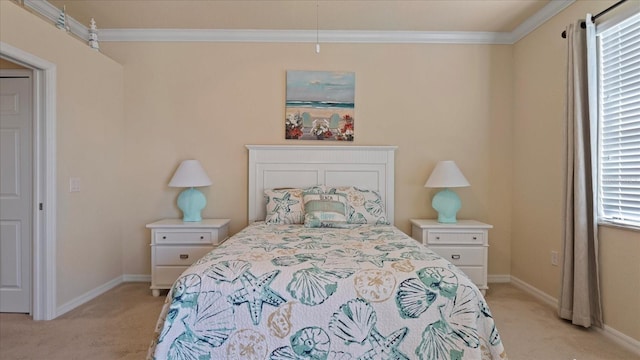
<box><xmin>597</xmin><ymin>12</ymin><xmax>640</xmax><ymax>227</ymax></box>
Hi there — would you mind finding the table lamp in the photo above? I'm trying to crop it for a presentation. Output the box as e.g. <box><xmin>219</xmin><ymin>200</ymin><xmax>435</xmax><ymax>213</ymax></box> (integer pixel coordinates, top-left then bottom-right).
<box><xmin>424</xmin><ymin>160</ymin><xmax>470</xmax><ymax>223</ymax></box>
<box><xmin>168</xmin><ymin>160</ymin><xmax>212</xmax><ymax>222</ymax></box>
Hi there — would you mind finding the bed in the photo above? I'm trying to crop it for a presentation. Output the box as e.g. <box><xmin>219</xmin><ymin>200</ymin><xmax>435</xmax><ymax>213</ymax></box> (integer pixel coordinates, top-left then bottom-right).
<box><xmin>147</xmin><ymin>145</ymin><xmax>507</xmax><ymax>360</ymax></box>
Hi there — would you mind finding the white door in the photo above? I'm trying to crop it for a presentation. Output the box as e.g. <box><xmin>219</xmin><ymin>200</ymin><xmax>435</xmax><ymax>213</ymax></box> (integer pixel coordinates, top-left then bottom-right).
<box><xmin>0</xmin><ymin>70</ymin><xmax>32</xmax><ymax>313</ymax></box>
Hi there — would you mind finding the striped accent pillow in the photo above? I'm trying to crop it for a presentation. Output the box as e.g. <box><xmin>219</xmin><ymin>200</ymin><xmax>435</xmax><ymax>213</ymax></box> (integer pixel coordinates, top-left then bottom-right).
<box><xmin>302</xmin><ymin>193</ymin><xmax>350</xmax><ymax>228</ymax></box>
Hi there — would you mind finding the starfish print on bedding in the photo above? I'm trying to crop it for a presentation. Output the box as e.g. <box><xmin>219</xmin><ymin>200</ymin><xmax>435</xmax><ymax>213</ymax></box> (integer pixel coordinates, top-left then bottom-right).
<box><xmin>362</xmin><ymin>327</ymin><xmax>410</xmax><ymax>360</ymax></box>
<box><xmin>274</xmin><ymin>193</ymin><xmax>298</xmax><ymax>213</ymax></box>
<box><xmin>228</xmin><ymin>269</ymin><xmax>286</xmax><ymax>325</ymax></box>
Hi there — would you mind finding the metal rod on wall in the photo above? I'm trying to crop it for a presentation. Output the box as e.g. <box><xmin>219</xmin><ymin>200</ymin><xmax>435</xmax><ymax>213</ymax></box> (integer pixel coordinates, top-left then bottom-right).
<box><xmin>561</xmin><ymin>0</ymin><xmax>628</xmax><ymax>38</ymax></box>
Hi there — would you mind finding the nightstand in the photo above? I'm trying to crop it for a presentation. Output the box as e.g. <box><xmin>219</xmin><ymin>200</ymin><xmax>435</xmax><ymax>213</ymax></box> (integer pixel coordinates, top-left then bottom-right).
<box><xmin>410</xmin><ymin>219</ymin><xmax>492</xmax><ymax>295</ymax></box>
<box><xmin>146</xmin><ymin>218</ymin><xmax>230</xmax><ymax>297</ymax></box>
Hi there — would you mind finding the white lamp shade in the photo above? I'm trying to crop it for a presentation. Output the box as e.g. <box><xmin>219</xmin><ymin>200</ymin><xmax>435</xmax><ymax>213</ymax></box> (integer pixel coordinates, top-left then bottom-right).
<box><xmin>424</xmin><ymin>160</ymin><xmax>470</xmax><ymax>188</ymax></box>
<box><xmin>168</xmin><ymin>160</ymin><xmax>212</xmax><ymax>188</ymax></box>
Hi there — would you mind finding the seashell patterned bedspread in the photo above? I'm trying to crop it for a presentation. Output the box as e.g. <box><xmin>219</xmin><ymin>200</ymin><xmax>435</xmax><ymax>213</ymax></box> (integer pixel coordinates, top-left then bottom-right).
<box><xmin>147</xmin><ymin>223</ymin><xmax>507</xmax><ymax>360</ymax></box>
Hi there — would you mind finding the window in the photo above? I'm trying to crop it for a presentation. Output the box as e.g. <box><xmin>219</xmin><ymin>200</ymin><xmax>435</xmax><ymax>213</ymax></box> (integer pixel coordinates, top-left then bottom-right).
<box><xmin>596</xmin><ymin>12</ymin><xmax>640</xmax><ymax>228</ymax></box>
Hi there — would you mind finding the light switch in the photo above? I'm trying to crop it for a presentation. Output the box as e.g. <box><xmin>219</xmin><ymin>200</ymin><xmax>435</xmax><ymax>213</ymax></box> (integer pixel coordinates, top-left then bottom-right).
<box><xmin>69</xmin><ymin>177</ymin><xmax>81</xmax><ymax>192</ymax></box>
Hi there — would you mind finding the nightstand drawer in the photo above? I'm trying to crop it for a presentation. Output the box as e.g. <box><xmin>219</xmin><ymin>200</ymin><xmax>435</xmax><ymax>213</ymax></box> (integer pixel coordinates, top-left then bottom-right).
<box><xmin>153</xmin><ymin>266</ymin><xmax>189</xmax><ymax>287</ymax></box>
<box><xmin>427</xmin><ymin>231</ymin><xmax>484</xmax><ymax>245</ymax></box>
<box><xmin>147</xmin><ymin>219</ymin><xmax>231</xmax><ymax>296</ymax></box>
<box><xmin>155</xmin><ymin>231</ymin><xmax>212</xmax><ymax>244</ymax></box>
<box><xmin>155</xmin><ymin>246</ymin><xmax>213</xmax><ymax>266</ymax></box>
<box><xmin>429</xmin><ymin>246</ymin><xmax>484</xmax><ymax>266</ymax></box>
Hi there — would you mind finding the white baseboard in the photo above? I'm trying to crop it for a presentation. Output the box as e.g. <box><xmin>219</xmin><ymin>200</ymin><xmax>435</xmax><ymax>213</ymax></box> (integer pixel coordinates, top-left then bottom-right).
<box><xmin>509</xmin><ymin>275</ymin><xmax>558</xmax><ymax>308</ymax></box>
<box><xmin>56</xmin><ymin>275</ymin><xmax>124</xmax><ymax>318</ymax></box>
<box><xmin>488</xmin><ymin>274</ymin><xmax>511</xmax><ymax>283</ymax></box>
<box><xmin>599</xmin><ymin>325</ymin><xmax>640</xmax><ymax>357</ymax></box>
<box><xmin>507</xmin><ymin>276</ymin><xmax>640</xmax><ymax>356</ymax></box>
<box><xmin>53</xmin><ymin>274</ymin><xmax>151</xmax><ymax>319</ymax></box>
<box><xmin>123</xmin><ymin>274</ymin><xmax>151</xmax><ymax>282</ymax></box>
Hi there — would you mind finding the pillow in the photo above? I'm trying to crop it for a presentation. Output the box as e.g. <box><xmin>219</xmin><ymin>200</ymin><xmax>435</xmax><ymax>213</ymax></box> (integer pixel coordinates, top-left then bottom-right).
<box><xmin>264</xmin><ymin>188</ymin><xmax>305</xmax><ymax>224</ymax></box>
<box><xmin>302</xmin><ymin>191</ymin><xmax>350</xmax><ymax>228</ymax></box>
<box><xmin>329</xmin><ymin>186</ymin><xmax>390</xmax><ymax>225</ymax></box>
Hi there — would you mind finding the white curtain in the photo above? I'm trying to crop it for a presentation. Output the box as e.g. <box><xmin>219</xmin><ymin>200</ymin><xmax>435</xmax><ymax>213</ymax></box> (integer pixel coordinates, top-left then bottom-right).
<box><xmin>559</xmin><ymin>16</ymin><xmax>603</xmax><ymax>329</ymax></box>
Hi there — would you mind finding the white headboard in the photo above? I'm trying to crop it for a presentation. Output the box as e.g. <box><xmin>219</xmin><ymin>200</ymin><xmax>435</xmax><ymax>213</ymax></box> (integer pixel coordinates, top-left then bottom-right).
<box><xmin>247</xmin><ymin>145</ymin><xmax>397</xmax><ymax>224</ymax></box>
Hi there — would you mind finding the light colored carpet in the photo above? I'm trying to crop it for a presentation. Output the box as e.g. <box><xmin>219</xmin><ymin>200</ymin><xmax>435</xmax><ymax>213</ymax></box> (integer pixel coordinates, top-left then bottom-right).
<box><xmin>485</xmin><ymin>283</ymin><xmax>638</xmax><ymax>360</ymax></box>
<box><xmin>0</xmin><ymin>283</ymin><xmax>165</xmax><ymax>360</ymax></box>
<box><xmin>0</xmin><ymin>282</ymin><xmax>637</xmax><ymax>359</ymax></box>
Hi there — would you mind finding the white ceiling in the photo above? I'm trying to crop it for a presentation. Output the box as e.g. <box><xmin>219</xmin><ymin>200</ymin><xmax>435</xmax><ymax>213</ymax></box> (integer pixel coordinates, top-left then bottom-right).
<box><xmin>47</xmin><ymin>0</ymin><xmax>552</xmax><ymax>33</ymax></box>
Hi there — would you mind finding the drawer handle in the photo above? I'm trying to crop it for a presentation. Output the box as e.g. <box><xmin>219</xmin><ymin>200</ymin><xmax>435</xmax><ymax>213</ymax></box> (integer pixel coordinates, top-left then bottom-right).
<box><xmin>451</xmin><ymin>254</ymin><xmax>461</xmax><ymax>260</ymax></box>
<box><xmin>472</xmin><ymin>236</ymin><xmax>477</xmax><ymax>240</ymax></box>
<box><xmin>435</xmin><ymin>236</ymin><xmax>440</xmax><ymax>240</ymax></box>
<box><xmin>200</xmin><ymin>236</ymin><xmax>204</xmax><ymax>240</ymax></box>
<box><xmin>179</xmin><ymin>254</ymin><xmax>189</xmax><ymax>260</ymax></box>
<box><xmin>162</xmin><ymin>236</ymin><xmax>167</xmax><ymax>239</ymax></box>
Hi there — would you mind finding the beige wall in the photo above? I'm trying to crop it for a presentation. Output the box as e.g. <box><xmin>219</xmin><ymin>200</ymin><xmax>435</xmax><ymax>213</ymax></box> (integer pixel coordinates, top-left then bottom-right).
<box><xmin>599</xmin><ymin>226</ymin><xmax>640</xmax><ymax>341</ymax></box>
<box><xmin>0</xmin><ymin>58</ymin><xmax>26</xmax><ymax>68</ymax></box>
<box><xmin>3</xmin><ymin>0</ymin><xmax>636</xmax><ymax>344</ymax></box>
<box><xmin>0</xmin><ymin>2</ymin><xmax>125</xmax><ymax>307</ymax></box>
<box><xmin>512</xmin><ymin>0</ymin><xmax>640</xmax><ymax>343</ymax></box>
<box><xmin>99</xmin><ymin>41</ymin><xmax>513</xmax><ymax>278</ymax></box>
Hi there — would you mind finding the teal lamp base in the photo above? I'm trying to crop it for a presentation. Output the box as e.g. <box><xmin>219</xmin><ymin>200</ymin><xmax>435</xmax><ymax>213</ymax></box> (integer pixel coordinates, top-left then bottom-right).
<box><xmin>177</xmin><ymin>187</ymin><xmax>207</xmax><ymax>222</ymax></box>
<box><xmin>432</xmin><ymin>188</ymin><xmax>462</xmax><ymax>223</ymax></box>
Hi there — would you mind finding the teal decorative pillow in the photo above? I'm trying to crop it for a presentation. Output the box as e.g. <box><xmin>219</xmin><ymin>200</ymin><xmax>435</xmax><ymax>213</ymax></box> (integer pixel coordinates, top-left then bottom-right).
<box><xmin>329</xmin><ymin>186</ymin><xmax>390</xmax><ymax>225</ymax></box>
<box><xmin>264</xmin><ymin>188</ymin><xmax>305</xmax><ymax>224</ymax></box>
<box><xmin>303</xmin><ymin>192</ymin><xmax>351</xmax><ymax>228</ymax></box>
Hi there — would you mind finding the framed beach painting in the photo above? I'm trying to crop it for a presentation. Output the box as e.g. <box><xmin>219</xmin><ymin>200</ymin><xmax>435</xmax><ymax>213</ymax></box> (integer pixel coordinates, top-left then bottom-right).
<box><xmin>285</xmin><ymin>70</ymin><xmax>355</xmax><ymax>141</ymax></box>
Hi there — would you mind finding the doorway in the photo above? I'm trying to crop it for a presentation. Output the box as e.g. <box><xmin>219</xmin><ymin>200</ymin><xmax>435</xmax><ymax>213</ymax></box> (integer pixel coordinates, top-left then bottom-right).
<box><xmin>0</xmin><ymin>42</ymin><xmax>57</xmax><ymax>320</ymax></box>
<box><xmin>0</xmin><ymin>68</ymin><xmax>33</xmax><ymax>313</ymax></box>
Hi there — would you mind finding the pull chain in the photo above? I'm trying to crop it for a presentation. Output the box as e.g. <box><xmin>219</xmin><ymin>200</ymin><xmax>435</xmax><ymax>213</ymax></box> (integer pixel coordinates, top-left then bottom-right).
<box><xmin>315</xmin><ymin>0</ymin><xmax>320</xmax><ymax>53</ymax></box>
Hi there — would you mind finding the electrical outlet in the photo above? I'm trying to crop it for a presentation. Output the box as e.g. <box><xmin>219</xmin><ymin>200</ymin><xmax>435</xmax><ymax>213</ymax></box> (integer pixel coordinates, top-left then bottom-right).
<box><xmin>69</xmin><ymin>177</ymin><xmax>81</xmax><ymax>192</ymax></box>
<box><xmin>551</xmin><ymin>251</ymin><xmax>559</xmax><ymax>266</ymax></box>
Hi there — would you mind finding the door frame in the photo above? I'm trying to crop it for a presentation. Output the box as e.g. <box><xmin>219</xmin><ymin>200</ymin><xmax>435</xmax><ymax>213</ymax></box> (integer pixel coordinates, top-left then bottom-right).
<box><xmin>1</xmin><ymin>41</ymin><xmax>56</xmax><ymax>320</ymax></box>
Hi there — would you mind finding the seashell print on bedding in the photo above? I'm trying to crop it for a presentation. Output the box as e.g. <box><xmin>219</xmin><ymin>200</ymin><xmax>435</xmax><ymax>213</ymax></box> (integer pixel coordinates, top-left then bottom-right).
<box><xmin>148</xmin><ymin>223</ymin><xmax>508</xmax><ymax>360</ymax></box>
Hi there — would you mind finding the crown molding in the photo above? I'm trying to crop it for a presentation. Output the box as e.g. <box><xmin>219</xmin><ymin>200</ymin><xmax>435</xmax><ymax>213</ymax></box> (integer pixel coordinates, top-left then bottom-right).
<box><xmin>24</xmin><ymin>0</ymin><xmax>89</xmax><ymax>40</ymax></box>
<box><xmin>99</xmin><ymin>28</ymin><xmax>514</xmax><ymax>44</ymax></box>
<box><xmin>510</xmin><ymin>0</ymin><xmax>575</xmax><ymax>43</ymax></box>
<box><xmin>24</xmin><ymin>0</ymin><xmax>576</xmax><ymax>45</ymax></box>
